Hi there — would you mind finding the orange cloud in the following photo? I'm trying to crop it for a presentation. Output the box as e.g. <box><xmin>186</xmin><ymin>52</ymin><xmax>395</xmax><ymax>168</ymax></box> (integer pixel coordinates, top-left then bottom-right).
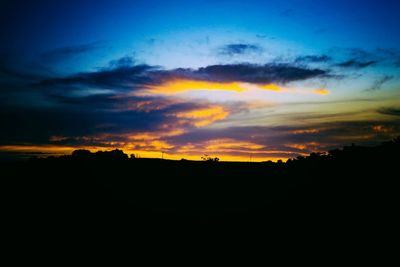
<box><xmin>146</xmin><ymin>79</ymin><xmax>245</xmax><ymax>94</ymax></box>
<box><xmin>173</xmin><ymin>106</ymin><xmax>229</xmax><ymax>127</ymax></box>
<box><xmin>291</xmin><ymin>128</ymin><xmax>320</xmax><ymax>134</ymax></box>
<box><xmin>128</xmin><ymin>129</ymin><xmax>185</xmax><ymax>141</ymax></box>
<box><xmin>175</xmin><ymin>139</ymin><xmax>267</xmax><ymax>154</ymax></box>
<box><xmin>257</xmin><ymin>83</ymin><xmax>285</xmax><ymax>91</ymax></box>
<box><xmin>203</xmin><ymin>138</ymin><xmax>265</xmax><ymax>151</ymax></box>
<box><xmin>285</xmin><ymin>142</ymin><xmax>322</xmax><ymax>151</ymax></box>
<box><xmin>144</xmin><ymin>79</ymin><xmax>330</xmax><ymax>96</ymax></box>
<box><xmin>130</xmin><ymin>140</ymin><xmax>174</xmax><ymax>150</ymax></box>
<box><xmin>252</xmin><ymin>84</ymin><xmax>330</xmax><ymax>95</ymax></box>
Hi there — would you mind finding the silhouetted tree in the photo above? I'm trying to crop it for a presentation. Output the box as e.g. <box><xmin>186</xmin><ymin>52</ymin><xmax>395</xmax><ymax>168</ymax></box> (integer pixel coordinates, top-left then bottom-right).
<box><xmin>201</xmin><ymin>154</ymin><xmax>219</xmax><ymax>162</ymax></box>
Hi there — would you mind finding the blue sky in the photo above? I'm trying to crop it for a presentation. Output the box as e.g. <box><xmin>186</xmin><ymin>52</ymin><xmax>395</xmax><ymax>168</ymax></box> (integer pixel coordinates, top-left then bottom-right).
<box><xmin>1</xmin><ymin>0</ymin><xmax>400</xmax><ymax>160</ymax></box>
<box><xmin>3</xmin><ymin>0</ymin><xmax>400</xmax><ymax>68</ymax></box>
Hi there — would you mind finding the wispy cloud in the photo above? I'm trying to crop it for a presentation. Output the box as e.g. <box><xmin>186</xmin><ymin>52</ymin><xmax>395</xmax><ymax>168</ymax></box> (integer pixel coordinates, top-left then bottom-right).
<box><xmin>330</xmin><ymin>47</ymin><xmax>400</xmax><ymax>70</ymax></box>
<box><xmin>218</xmin><ymin>43</ymin><xmax>263</xmax><ymax>56</ymax></box>
<box><xmin>367</xmin><ymin>75</ymin><xmax>393</xmax><ymax>91</ymax></box>
<box><xmin>336</xmin><ymin>59</ymin><xmax>377</xmax><ymax>69</ymax></box>
<box><xmin>295</xmin><ymin>55</ymin><xmax>332</xmax><ymax>63</ymax></box>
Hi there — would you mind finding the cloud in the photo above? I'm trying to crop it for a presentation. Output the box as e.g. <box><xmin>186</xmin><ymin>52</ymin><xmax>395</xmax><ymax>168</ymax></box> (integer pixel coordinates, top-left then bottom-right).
<box><xmin>0</xmin><ymin>90</ymin><xmax>247</xmax><ymax>148</ymax></box>
<box><xmin>172</xmin><ymin>106</ymin><xmax>229</xmax><ymax>127</ymax></box>
<box><xmin>145</xmin><ymin>80</ymin><xmax>246</xmax><ymax>94</ymax></box>
<box><xmin>0</xmin><ymin>54</ymin><xmax>46</xmax><ymax>85</ymax></box>
<box><xmin>336</xmin><ymin>59</ymin><xmax>377</xmax><ymax>69</ymax></box>
<box><xmin>108</xmin><ymin>56</ymin><xmax>136</xmax><ymax>68</ymax></box>
<box><xmin>218</xmin><ymin>43</ymin><xmax>263</xmax><ymax>56</ymax></box>
<box><xmin>295</xmin><ymin>55</ymin><xmax>332</xmax><ymax>63</ymax></box>
<box><xmin>368</xmin><ymin>75</ymin><xmax>393</xmax><ymax>91</ymax></box>
<box><xmin>0</xmin><ymin>106</ymin><xmax>167</xmax><ymax>145</ymax></box>
<box><xmin>40</xmin><ymin>42</ymin><xmax>102</xmax><ymax>62</ymax></box>
<box><xmin>37</xmin><ymin>64</ymin><xmax>158</xmax><ymax>90</ymax></box>
<box><xmin>4</xmin><ymin>51</ymin><xmax>397</xmax><ymax>161</ymax></box>
<box><xmin>330</xmin><ymin>47</ymin><xmax>400</xmax><ymax>69</ymax></box>
<box><xmin>166</xmin><ymin>119</ymin><xmax>400</xmax><ymax>158</ymax></box>
<box><xmin>2</xmin><ymin>93</ymin><xmax>400</xmax><ymax>161</ymax></box>
<box><xmin>36</xmin><ymin>61</ymin><xmax>328</xmax><ymax>92</ymax></box>
<box><xmin>187</xmin><ymin>63</ymin><xmax>327</xmax><ymax>84</ymax></box>
<box><xmin>377</xmin><ymin>107</ymin><xmax>400</xmax><ymax>116</ymax></box>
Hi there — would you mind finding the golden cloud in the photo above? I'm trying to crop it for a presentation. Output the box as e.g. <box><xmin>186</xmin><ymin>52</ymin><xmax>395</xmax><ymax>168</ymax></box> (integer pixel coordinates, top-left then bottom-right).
<box><xmin>173</xmin><ymin>106</ymin><xmax>229</xmax><ymax>127</ymax></box>
<box><xmin>143</xmin><ymin>79</ymin><xmax>330</xmax><ymax>95</ymax></box>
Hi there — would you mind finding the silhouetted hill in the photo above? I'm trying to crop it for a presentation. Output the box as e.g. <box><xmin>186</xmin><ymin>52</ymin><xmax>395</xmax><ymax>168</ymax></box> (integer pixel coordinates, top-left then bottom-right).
<box><xmin>2</xmin><ymin>137</ymin><xmax>399</xmax><ymax>240</ymax></box>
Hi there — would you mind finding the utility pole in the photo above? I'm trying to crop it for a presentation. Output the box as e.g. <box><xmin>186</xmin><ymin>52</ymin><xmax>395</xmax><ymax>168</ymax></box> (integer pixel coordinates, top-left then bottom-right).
<box><xmin>161</xmin><ymin>151</ymin><xmax>164</xmax><ymax>159</ymax></box>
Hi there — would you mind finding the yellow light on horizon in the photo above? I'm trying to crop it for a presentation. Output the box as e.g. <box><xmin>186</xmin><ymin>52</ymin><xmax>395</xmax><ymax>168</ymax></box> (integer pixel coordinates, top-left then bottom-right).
<box><xmin>0</xmin><ymin>144</ymin><xmax>297</xmax><ymax>162</ymax></box>
<box><xmin>147</xmin><ymin>79</ymin><xmax>245</xmax><ymax>94</ymax></box>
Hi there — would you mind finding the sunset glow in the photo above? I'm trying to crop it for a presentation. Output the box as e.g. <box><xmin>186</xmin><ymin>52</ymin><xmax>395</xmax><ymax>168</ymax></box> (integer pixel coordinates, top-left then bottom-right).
<box><xmin>147</xmin><ymin>80</ymin><xmax>245</xmax><ymax>94</ymax></box>
<box><xmin>1</xmin><ymin>0</ymin><xmax>399</xmax><ymax>161</ymax></box>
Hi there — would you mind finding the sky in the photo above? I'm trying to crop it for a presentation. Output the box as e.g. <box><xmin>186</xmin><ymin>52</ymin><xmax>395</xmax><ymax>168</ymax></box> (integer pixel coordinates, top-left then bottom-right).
<box><xmin>1</xmin><ymin>0</ymin><xmax>400</xmax><ymax>161</ymax></box>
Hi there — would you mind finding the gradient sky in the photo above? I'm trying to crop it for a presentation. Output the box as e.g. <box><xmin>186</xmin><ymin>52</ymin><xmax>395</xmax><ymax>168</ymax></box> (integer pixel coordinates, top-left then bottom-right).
<box><xmin>1</xmin><ymin>0</ymin><xmax>400</xmax><ymax>161</ymax></box>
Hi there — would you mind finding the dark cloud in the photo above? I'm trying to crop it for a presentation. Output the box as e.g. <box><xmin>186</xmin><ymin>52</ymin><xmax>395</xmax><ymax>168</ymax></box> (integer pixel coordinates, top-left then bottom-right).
<box><xmin>0</xmin><ymin>90</ymin><xmax>244</xmax><ymax>147</ymax></box>
<box><xmin>368</xmin><ymin>75</ymin><xmax>393</xmax><ymax>91</ymax></box>
<box><xmin>37</xmin><ymin>64</ymin><xmax>158</xmax><ymax>90</ymax></box>
<box><xmin>218</xmin><ymin>44</ymin><xmax>263</xmax><ymax>56</ymax></box>
<box><xmin>295</xmin><ymin>55</ymin><xmax>332</xmax><ymax>63</ymax></box>
<box><xmin>37</xmin><ymin>62</ymin><xmax>328</xmax><ymax>91</ymax></box>
<box><xmin>378</xmin><ymin>48</ymin><xmax>400</xmax><ymax>68</ymax></box>
<box><xmin>0</xmin><ymin>106</ymin><xmax>167</xmax><ymax>145</ymax></box>
<box><xmin>336</xmin><ymin>59</ymin><xmax>377</xmax><ymax>69</ymax></box>
<box><xmin>347</xmin><ymin>48</ymin><xmax>371</xmax><ymax>59</ymax></box>
<box><xmin>377</xmin><ymin>107</ymin><xmax>400</xmax><ymax>116</ymax></box>
<box><xmin>356</xmin><ymin>48</ymin><xmax>400</xmax><ymax>68</ymax></box>
<box><xmin>40</xmin><ymin>42</ymin><xmax>102</xmax><ymax>62</ymax></box>
<box><xmin>48</xmin><ymin>93</ymin><xmax>124</xmax><ymax>109</ymax></box>
<box><xmin>189</xmin><ymin>63</ymin><xmax>327</xmax><ymax>84</ymax></box>
<box><xmin>0</xmin><ymin>64</ymin><xmax>41</xmax><ymax>84</ymax></box>
<box><xmin>0</xmin><ymin>54</ymin><xmax>46</xmax><ymax>85</ymax></box>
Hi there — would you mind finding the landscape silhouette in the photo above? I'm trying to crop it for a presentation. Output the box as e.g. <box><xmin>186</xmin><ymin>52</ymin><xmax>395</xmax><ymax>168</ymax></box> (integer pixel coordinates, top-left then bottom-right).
<box><xmin>2</xmin><ymin>137</ymin><xmax>399</xmax><ymax>239</ymax></box>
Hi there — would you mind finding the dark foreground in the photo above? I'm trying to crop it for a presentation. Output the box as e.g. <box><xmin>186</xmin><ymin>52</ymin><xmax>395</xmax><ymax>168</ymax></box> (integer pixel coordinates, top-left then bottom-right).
<box><xmin>2</xmin><ymin>139</ymin><xmax>399</xmax><ymax>242</ymax></box>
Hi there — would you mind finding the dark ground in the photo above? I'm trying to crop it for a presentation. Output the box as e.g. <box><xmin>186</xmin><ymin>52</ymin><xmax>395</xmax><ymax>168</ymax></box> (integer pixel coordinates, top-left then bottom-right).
<box><xmin>2</xmin><ymin>138</ymin><xmax>399</xmax><ymax>246</ymax></box>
